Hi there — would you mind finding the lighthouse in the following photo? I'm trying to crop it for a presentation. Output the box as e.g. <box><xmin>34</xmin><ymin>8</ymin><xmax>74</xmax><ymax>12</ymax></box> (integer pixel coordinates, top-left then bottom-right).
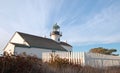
<box><xmin>50</xmin><ymin>23</ymin><xmax>62</xmax><ymax>42</ymax></box>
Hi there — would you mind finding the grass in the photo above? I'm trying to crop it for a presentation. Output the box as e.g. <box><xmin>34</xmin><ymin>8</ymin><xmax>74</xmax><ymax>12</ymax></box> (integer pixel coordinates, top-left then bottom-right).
<box><xmin>0</xmin><ymin>54</ymin><xmax>120</xmax><ymax>73</ymax></box>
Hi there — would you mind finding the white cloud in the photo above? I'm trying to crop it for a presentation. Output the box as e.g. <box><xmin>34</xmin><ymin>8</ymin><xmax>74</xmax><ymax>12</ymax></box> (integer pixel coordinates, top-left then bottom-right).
<box><xmin>62</xmin><ymin>2</ymin><xmax>120</xmax><ymax>45</ymax></box>
<box><xmin>0</xmin><ymin>0</ymin><xmax>64</xmax><ymax>53</ymax></box>
<box><xmin>0</xmin><ymin>0</ymin><xmax>120</xmax><ymax>53</ymax></box>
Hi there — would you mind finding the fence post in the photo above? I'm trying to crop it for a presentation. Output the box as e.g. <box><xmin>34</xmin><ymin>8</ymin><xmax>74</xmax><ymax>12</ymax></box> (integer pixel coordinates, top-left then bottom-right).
<box><xmin>82</xmin><ymin>52</ymin><xmax>86</xmax><ymax>66</ymax></box>
<box><xmin>119</xmin><ymin>60</ymin><xmax>120</xmax><ymax>65</ymax></box>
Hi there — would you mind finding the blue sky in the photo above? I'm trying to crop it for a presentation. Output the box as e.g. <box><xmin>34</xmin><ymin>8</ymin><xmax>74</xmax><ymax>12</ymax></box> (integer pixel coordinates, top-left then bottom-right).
<box><xmin>0</xmin><ymin>0</ymin><xmax>120</xmax><ymax>54</ymax></box>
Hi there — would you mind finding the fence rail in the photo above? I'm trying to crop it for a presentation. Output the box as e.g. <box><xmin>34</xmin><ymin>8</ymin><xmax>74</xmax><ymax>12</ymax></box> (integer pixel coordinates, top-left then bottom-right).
<box><xmin>42</xmin><ymin>52</ymin><xmax>120</xmax><ymax>67</ymax></box>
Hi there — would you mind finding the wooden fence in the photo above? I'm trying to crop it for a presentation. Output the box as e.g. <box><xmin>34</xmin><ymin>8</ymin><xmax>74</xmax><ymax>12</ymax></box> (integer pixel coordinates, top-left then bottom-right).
<box><xmin>42</xmin><ymin>52</ymin><xmax>120</xmax><ymax>67</ymax></box>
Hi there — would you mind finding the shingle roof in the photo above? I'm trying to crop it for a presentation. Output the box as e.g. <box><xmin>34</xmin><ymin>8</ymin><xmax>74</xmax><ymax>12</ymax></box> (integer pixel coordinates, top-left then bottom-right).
<box><xmin>16</xmin><ymin>32</ymin><xmax>67</xmax><ymax>51</ymax></box>
<box><xmin>60</xmin><ymin>42</ymin><xmax>72</xmax><ymax>47</ymax></box>
<box><xmin>12</xmin><ymin>43</ymin><xmax>29</xmax><ymax>47</ymax></box>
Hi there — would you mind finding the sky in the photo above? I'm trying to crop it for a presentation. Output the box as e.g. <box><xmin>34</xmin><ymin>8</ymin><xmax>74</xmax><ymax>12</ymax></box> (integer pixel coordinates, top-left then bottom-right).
<box><xmin>0</xmin><ymin>0</ymin><xmax>120</xmax><ymax>55</ymax></box>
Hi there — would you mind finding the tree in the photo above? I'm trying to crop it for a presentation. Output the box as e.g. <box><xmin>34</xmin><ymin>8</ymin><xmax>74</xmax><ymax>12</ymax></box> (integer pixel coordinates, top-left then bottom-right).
<box><xmin>89</xmin><ymin>47</ymin><xmax>118</xmax><ymax>56</ymax></box>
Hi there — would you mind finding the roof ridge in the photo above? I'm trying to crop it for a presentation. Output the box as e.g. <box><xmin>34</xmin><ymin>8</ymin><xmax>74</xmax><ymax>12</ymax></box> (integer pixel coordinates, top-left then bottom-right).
<box><xmin>17</xmin><ymin>31</ymin><xmax>60</xmax><ymax>44</ymax></box>
<box><xmin>17</xmin><ymin>31</ymin><xmax>47</xmax><ymax>39</ymax></box>
<box><xmin>60</xmin><ymin>42</ymin><xmax>72</xmax><ymax>47</ymax></box>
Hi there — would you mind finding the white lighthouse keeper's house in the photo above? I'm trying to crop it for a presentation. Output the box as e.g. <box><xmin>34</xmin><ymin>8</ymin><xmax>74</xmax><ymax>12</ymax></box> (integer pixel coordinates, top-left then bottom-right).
<box><xmin>4</xmin><ymin>23</ymin><xmax>72</xmax><ymax>58</ymax></box>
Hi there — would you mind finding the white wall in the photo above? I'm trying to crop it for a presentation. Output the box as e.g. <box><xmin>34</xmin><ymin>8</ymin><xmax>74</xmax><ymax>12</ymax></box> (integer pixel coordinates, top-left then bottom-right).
<box><xmin>4</xmin><ymin>32</ymin><xmax>29</xmax><ymax>55</ymax></box>
<box><xmin>85</xmin><ymin>53</ymin><xmax>120</xmax><ymax>67</ymax></box>
<box><xmin>4</xmin><ymin>43</ymin><xmax>15</xmax><ymax>54</ymax></box>
<box><xmin>15</xmin><ymin>47</ymin><xmax>52</xmax><ymax>58</ymax></box>
<box><xmin>61</xmin><ymin>45</ymin><xmax>72</xmax><ymax>52</ymax></box>
<box><xmin>11</xmin><ymin>32</ymin><xmax>29</xmax><ymax>46</ymax></box>
<box><xmin>51</xmin><ymin>35</ymin><xmax>60</xmax><ymax>42</ymax></box>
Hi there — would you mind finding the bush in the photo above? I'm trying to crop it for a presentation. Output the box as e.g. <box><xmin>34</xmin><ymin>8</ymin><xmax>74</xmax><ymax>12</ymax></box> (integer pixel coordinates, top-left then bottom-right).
<box><xmin>48</xmin><ymin>54</ymin><xmax>72</xmax><ymax>68</ymax></box>
<box><xmin>0</xmin><ymin>54</ymin><xmax>120</xmax><ymax>73</ymax></box>
<box><xmin>0</xmin><ymin>55</ymin><xmax>42</xmax><ymax>73</ymax></box>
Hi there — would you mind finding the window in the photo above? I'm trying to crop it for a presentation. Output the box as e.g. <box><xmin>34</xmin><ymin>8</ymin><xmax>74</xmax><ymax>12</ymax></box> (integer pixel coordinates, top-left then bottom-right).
<box><xmin>58</xmin><ymin>38</ymin><xmax>60</xmax><ymax>41</ymax></box>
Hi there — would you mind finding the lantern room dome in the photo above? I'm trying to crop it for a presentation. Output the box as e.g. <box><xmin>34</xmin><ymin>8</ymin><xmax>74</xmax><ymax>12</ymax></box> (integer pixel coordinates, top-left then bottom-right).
<box><xmin>53</xmin><ymin>23</ymin><xmax>60</xmax><ymax>30</ymax></box>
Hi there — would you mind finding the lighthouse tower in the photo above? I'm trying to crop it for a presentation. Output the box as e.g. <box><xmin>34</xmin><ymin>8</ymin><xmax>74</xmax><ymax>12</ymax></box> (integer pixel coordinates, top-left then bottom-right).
<box><xmin>50</xmin><ymin>23</ymin><xmax>62</xmax><ymax>42</ymax></box>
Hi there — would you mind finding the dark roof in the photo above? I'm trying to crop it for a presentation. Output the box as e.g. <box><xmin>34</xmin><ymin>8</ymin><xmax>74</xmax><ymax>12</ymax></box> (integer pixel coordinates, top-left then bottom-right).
<box><xmin>16</xmin><ymin>32</ymin><xmax>67</xmax><ymax>51</ymax></box>
<box><xmin>60</xmin><ymin>42</ymin><xmax>72</xmax><ymax>47</ymax></box>
<box><xmin>11</xmin><ymin>43</ymin><xmax>29</xmax><ymax>47</ymax></box>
